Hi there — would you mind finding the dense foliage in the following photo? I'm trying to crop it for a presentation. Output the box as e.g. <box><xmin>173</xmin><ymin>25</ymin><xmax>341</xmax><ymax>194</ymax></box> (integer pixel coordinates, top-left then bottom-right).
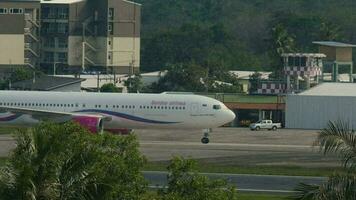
<box><xmin>147</xmin><ymin>63</ymin><xmax>242</xmax><ymax>93</ymax></box>
<box><xmin>157</xmin><ymin>157</ymin><xmax>238</xmax><ymax>200</ymax></box>
<box><xmin>0</xmin><ymin>122</ymin><xmax>146</xmax><ymax>200</ymax></box>
<box><xmin>100</xmin><ymin>83</ymin><xmax>122</xmax><ymax>93</ymax></box>
<box><xmin>124</xmin><ymin>74</ymin><xmax>144</xmax><ymax>93</ymax></box>
<box><xmin>136</xmin><ymin>0</ymin><xmax>353</xmax><ymax>72</ymax></box>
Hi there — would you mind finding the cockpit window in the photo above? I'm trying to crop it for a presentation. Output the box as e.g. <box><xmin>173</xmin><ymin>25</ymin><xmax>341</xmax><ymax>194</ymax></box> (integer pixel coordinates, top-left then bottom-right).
<box><xmin>213</xmin><ymin>105</ymin><xmax>221</xmax><ymax>110</ymax></box>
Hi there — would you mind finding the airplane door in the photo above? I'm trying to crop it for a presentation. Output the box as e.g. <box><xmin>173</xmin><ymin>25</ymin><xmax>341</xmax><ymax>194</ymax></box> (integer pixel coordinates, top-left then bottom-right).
<box><xmin>190</xmin><ymin>103</ymin><xmax>199</xmax><ymax>115</ymax></box>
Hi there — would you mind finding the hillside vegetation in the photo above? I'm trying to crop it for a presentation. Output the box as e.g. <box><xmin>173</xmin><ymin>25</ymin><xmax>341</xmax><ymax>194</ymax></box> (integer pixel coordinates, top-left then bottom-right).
<box><xmin>136</xmin><ymin>0</ymin><xmax>356</xmax><ymax>72</ymax></box>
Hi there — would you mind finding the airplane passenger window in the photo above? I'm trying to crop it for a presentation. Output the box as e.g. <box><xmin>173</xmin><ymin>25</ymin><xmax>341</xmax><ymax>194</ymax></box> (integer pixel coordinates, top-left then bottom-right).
<box><xmin>82</xmin><ymin>104</ymin><xmax>86</xmax><ymax>108</ymax></box>
<box><xmin>213</xmin><ymin>105</ymin><xmax>221</xmax><ymax>110</ymax></box>
<box><xmin>106</xmin><ymin>105</ymin><xmax>108</xmax><ymax>108</ymax></box>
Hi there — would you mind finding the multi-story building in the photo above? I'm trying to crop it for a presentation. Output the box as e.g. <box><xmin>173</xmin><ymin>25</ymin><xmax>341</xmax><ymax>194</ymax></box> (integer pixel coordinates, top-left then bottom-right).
<box><xmin>0</xmin><ymin>0</ymin><xmax>140</xmax><ymax>75</ymax></box>
<box><xmin>0</xmin><ymin>0</ymin><xmax>41</xmax><ymax>74</ymax></box>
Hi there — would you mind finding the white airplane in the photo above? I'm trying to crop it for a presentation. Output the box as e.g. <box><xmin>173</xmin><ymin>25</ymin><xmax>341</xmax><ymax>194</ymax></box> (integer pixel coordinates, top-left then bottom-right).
<box><xmin>0</xmin><ymin>91</ymin><xmax>235</xmax><ymax>144</ymax></box>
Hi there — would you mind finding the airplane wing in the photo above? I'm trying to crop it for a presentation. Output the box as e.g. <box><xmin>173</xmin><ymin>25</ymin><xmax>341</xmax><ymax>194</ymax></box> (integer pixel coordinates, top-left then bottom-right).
<box><xmin>0</xmin><ymin>106</ymin><xmax>112</xmax><ymax>123</ymax></box>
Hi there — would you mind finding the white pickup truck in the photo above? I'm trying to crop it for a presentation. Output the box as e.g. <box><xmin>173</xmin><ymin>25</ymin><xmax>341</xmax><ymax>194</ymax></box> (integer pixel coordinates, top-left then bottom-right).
<box><xmin>249</xmin><ymin>120</ymin><xmax>281</xmax><ymax>131</ymax></box>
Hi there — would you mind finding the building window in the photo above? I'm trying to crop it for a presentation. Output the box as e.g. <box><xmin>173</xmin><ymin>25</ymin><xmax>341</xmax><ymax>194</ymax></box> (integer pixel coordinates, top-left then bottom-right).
<box><xmin>9</xmin><ymin>8</ymin><xmax>23</xmax><ymax>14</ymax></box>
<box><xmin>0</xmin><ymin>8</ymin><xmax>7</xmax><ymax>14</ymax></box>
<box><xmin>57</xmin><ymin>7</ymin><xmax>68</xmax><ymax>19</ymax></box>
<box><xmin>57</xmin><ymin>23</ymin><xmax>68</xmax><ymax>33</ymax></box>
<box><xmin>44</xmin><ymin>37</ymin><xmax>55</xmax><ymax>48</ymax></box>
<box><xmin>41</xmin><ymin>7</ymin><xmax>49</xmax><ymax>18</ymax></box>
<box><xmin>58</xmin><ymin>37</ymin><xmax>68</xmax><ymax>48</ymax></box>
<box><xmin>108</xmin><ymin>23</ymin><xmax>113</xmax><ymax>35</ymax></box>
<box><xmin>44</xmin><ymin>51</ymin><xmax>54</xmax><ymax>63</ymax></box>
<box><xmin>48</xmin><ymin>23</ymin><xmax>56</xmax><ymax>33</ymax></box>
<box><xmin>57</xmin><ymin>52</ymin><xmax>67</xmax><ymax>62</ymax></box>
<box><xmin>108</xmin><ymin>8</ymin><xmax>114</xmax><ymax>20</ymax></box>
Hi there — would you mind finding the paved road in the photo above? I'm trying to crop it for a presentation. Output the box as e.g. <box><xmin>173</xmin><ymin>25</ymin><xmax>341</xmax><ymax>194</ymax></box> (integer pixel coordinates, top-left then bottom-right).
<box><xmin>0</xmin><ymin>128</ymin><xmax>340</xmax><ymax>168</ymax></box>
<box><xmin>143</xmin><ymin>171</ymin><xmax>326</xmax><ymax>194</ymax></box>
<box><xmin>136</xmin><ymin>128</ymin><xmax>339</xmax><ymax>168</ymax></box>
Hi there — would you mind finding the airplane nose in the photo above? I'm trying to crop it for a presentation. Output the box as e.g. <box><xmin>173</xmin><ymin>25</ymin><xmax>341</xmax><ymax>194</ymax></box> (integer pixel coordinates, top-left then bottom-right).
<box><xmin>228</xmin><ymin>109</ymin><xmax>236</xmax><ymax>122</ymax></box>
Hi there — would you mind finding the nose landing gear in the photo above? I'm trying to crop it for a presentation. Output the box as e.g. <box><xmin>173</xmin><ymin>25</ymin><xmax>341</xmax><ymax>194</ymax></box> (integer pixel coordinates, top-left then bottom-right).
<box><xmin>201</xmin><ymin>128</ymin><xmax>212</xmax><ymax>144</ymax></box>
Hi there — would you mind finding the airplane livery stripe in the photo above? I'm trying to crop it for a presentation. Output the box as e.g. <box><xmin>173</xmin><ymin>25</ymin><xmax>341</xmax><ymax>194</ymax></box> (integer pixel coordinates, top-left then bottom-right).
<box><xmin>0</xmin><ymin>114</ymin><xmax>21</xmax><ymax>122</ymax></box>
<box><xmin>77</xmin><ymin>110</ymin><xmax>181</xmax><ymax>124</ymax></box>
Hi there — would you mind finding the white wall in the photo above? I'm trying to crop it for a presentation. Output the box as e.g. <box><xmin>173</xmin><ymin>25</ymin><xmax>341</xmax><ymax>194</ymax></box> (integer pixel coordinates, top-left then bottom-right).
<box><xmin>286</xmin><ymin>95</ymin><xmax>356</xmax><ymax>129</ymax></box>
<box><xmin>108</xmin><ymin>37</ymin><xmax>140</xmax><ymax>67</ymax></box>
<box><xmin>0</xmin><ymin>34</ymin><xmax>24</xmax><ymax>65</ymax></box>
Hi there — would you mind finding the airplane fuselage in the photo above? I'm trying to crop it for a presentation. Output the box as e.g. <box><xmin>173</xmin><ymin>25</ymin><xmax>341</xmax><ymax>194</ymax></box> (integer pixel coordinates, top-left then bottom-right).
<box><xmin>0</xmin><ymin>91</ymin><xmax>235</xmax><ymax>132</ymax></box>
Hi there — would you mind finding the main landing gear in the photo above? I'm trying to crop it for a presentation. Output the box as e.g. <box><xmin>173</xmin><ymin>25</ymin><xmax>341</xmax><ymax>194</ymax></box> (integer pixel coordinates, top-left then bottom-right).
<box><xmin>201</xmin><ymin>128</ymin><xmax>212</xmax><ymax>144</ymax></box>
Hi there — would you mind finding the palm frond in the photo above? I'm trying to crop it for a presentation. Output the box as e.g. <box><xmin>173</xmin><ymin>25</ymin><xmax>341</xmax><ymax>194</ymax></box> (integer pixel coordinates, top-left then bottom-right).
<box><xmin>316</xmin><ymin>120</ymin><xmax>356</xmax><ymax>170</ymax></box>
<box><xmin>293</xmin><ymin>173</ymin><xmax>356</xmax><ymax>200</ymax></box>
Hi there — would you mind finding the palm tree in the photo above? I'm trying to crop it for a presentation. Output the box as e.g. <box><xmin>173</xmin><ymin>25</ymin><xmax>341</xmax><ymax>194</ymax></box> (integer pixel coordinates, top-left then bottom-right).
<box><xmin>0</xmin><ymin>122</ymin><xmax>146</xmax><ymax>200</ymax></box>
<box><xmin>293</xmin><ymin>120</ymin><xmax>356</xmax><ymax>200</ymax></box>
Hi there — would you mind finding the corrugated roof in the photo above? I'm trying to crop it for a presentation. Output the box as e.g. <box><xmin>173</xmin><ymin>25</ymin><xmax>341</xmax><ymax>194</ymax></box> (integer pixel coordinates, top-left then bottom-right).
<box><xmin>40</xmin><ymin>0</ymin><xmax>84</xmax><ymax>4</ymax></box>
<box><xmin>298</xmin><ymin>83</ymin><xmax>356</xmax><ymax>96</ymax></box>
<box><xmin>11</xmin><ymin>75</ymin><xmax>85</xmax><ymax>91</ymax></box>
<box><xmin>313</xmin><ymin>41</ymin><xmax>356</xmax><ymax>48</ymax></box>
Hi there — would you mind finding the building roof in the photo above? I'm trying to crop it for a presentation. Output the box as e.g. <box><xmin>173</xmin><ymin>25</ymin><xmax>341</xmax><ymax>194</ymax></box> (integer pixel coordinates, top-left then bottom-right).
<box><xmin>281</xmin><ymin>53</ymin><xmax>326</xmax><ymax>58</ymax></box>
<box><xmin>54</xmin><ymin>74</ymin><xmax>128</xmax><ymax>89</ymax></box>
<box><xmin>122</xmin><ymin>0</ymin><xmax>141</xmax><ymax>6</ymax></box>
<box><xmin>230</xmin><ymin>71</ymin><xmax>271</xmax><ymax>80</ymax></box>
<box><xmin>11</xmin><ymin>75</ymin><xmax>85</xmax><ymax>91</ymax></box>
<box><xmin>298</xmin><ymin>83</ymin><xmax>356</xmax><ymax>97</ymax></box>
<box><xmin>40</xmin><ymin>0</ymin><xmax>84</xmax><ymax>4</ymax></box>
<box><xmin>313</xmin><ymin>41</ymin><xmax>356</xmax><ymax>48</ymax></box>
<box><xmin>0</xmin><ymin>0</ymin><xmax>39</xmax><ymax>2</ymax></box>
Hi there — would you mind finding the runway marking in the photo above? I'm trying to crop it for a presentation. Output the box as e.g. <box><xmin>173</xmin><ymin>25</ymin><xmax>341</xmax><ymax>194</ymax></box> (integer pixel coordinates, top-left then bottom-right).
<box><xmin>143</xmin><ymin>171</ymin><xmax>326</xmax><ymax>179</ymax></box>
<box><xmin>148</xmin><ymin>185</ymin><xmax>295</xmax><ymax>194</ymax></box>
<box><xmin>141</xmin><ymin>141</ymin><xmax>315</xmax><ymax>149</ymax></box>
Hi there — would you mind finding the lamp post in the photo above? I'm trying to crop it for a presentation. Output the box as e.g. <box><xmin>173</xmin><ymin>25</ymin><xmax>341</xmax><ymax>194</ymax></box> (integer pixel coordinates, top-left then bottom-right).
<box><xmin>53</xmin><ymin>62</ymin><xmax>62</xmax><ymax>76</ymax></box>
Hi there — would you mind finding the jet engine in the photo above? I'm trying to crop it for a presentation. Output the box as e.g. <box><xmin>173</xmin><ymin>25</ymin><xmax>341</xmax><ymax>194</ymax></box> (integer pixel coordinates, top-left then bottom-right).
<box><xmin>72</xmin><ymin>116</ymin><xmax>104</xmax><ymax>133</ymax></box>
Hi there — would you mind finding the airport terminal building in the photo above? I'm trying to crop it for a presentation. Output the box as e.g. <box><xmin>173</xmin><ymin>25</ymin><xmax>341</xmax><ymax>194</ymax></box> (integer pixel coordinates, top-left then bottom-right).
<box><xmin>0</xmin><ymin>0</ymin><xmax>140</xmax><ymax>74</ymax></box>
<box><xmin>286</xmin><ymin>83</ymin><xmax>356</xmax><ymax>129</ymax></box>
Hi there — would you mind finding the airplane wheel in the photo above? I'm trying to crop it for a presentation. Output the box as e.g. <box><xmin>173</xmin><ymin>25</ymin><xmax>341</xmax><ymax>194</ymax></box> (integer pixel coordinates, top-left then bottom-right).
<box><xmin>201</xmin><ymin>137</ymin><xmax>210</xmax><ymax>144</ymax></box>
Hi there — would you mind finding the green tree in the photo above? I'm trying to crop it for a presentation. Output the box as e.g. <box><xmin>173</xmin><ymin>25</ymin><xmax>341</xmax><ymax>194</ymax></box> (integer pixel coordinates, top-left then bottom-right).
<box><xmin>158</xmin><ymin>157</ymin><xmax>238</xmax><ymax>200</ymax></box>
<box><xmin>0</xmin><ymin>68</ymin><xmax>34</xmax><ymax>90</ymax></box>
<box><xmin>293</xmin><ymin>120</ymin><xmax>356</xmax><ymax>200</ymax></box>
<box><xmin>268</xmin><ymin>23</ymin><xmax>296</xmax><ymax>77</ymax></box>
<box><xmin>124</xmin><ymin>74</ymin><xmax>144</xmax><ymax>93</ymax></box>
<box><xmin>0</xmin><ymin>122</ymin><xmax>146</xmax><ymax>200</ymax></box>
<box><xmin>249</xmin><ymin>72</ymin><xmax>262</xmax><ymax>94</ymax></box>
<box><xmin>151</xmin><ymin>63</ymin><xmax>207</xmax><ymax>93</ymax></box>
<box><xmin>100</xmin><ymin>83</ymin><xmax>121</xmax><ymax>93</ymax></box>
<box><xmin>318</xmin><ymin>21</ymin><xmax>343</xmax><ymax>41</ymax></box>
